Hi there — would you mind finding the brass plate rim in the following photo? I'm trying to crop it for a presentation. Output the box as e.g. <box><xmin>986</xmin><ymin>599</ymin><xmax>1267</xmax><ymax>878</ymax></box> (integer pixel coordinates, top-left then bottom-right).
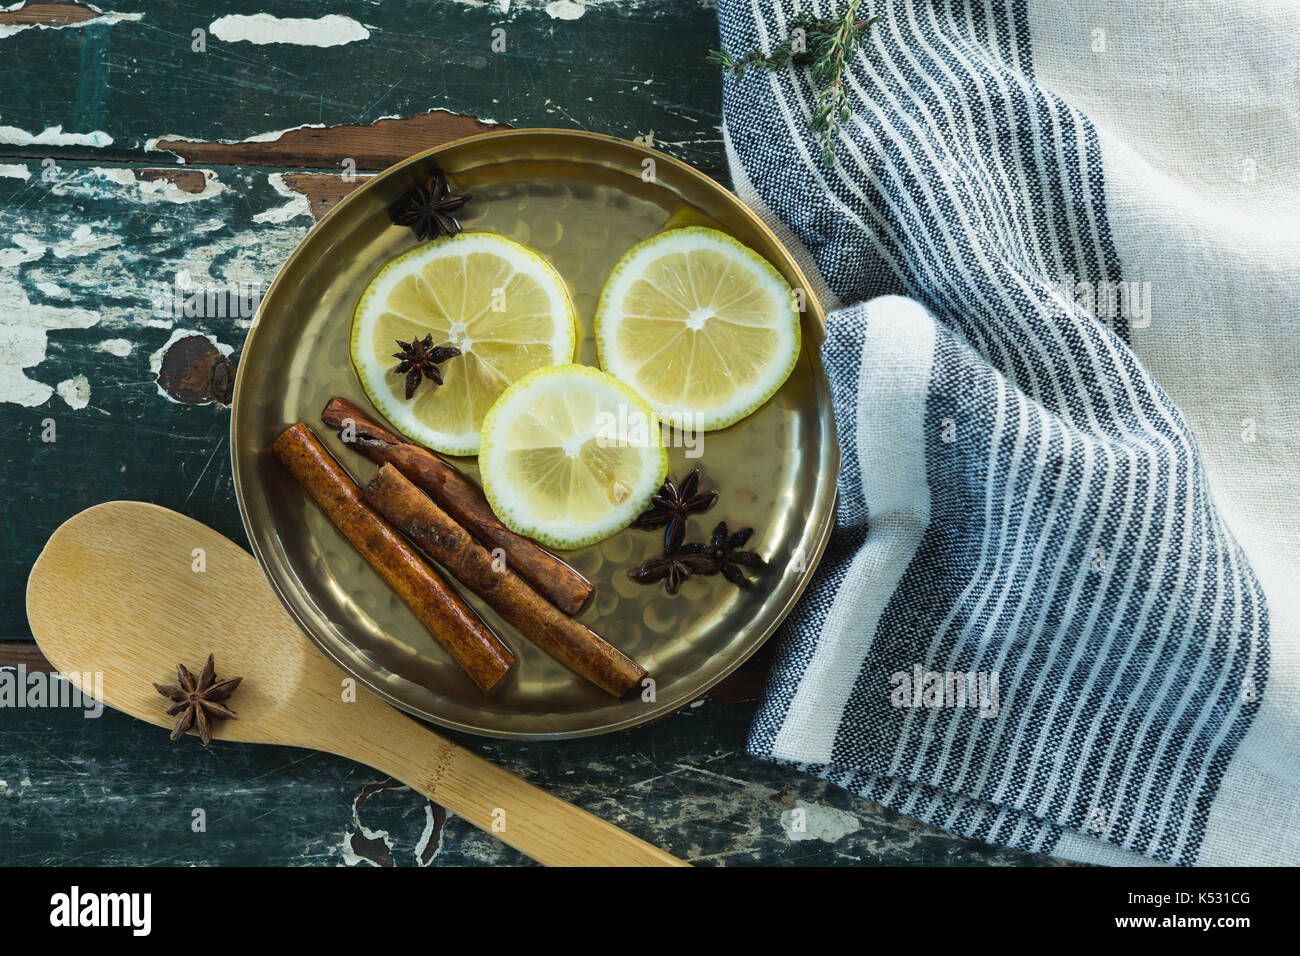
<box><xmin>231</xmin><ymin>127</ymin><xmax>840</xmax><ymax>740</ymax></box>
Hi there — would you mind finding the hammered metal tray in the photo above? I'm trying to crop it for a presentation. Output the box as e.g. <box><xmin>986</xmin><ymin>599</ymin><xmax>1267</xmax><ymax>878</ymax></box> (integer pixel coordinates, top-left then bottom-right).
<box><xmin>231</xmin><ymin>129</ymin><xmax>837</xmax><ymax>739</ymax></box>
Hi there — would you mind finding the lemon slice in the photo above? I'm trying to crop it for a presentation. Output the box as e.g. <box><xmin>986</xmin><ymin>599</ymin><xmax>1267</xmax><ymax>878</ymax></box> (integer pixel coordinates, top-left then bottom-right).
<box><xmin>479</xmin><ymin>364</ymin><xmax>669</xmax><ymax>550</ymax></box>
<box><xmin>594</xmin><ymin>226</ymin><xmax>800</xmax><ymax>431</ymax></box>
<box><xmin>350</xmin><ymin>232</ymin><xmax>577</xmax><ymax>455</ymax></box>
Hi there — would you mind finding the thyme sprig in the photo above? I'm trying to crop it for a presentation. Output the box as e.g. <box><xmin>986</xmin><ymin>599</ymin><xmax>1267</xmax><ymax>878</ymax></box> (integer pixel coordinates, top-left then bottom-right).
<box><xmin>708</xmin><ymin>1</ymin><xmax>880</xmax><ymax>165</ymax></box>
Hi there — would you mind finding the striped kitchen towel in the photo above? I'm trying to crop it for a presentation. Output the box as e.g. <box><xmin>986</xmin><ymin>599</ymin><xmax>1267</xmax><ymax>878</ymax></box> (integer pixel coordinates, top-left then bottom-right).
<box><xmin>718</xmin><ymin>0</ymin><xmax>1299</xmax><ymax>865</ymax></box>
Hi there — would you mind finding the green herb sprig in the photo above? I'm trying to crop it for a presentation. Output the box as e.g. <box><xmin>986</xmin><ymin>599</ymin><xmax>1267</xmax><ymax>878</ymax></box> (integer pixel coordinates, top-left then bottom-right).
<box><xmin>708</xmin><ymin>2</ymin><xmax>880</xmax><ymax>165</ymax></box>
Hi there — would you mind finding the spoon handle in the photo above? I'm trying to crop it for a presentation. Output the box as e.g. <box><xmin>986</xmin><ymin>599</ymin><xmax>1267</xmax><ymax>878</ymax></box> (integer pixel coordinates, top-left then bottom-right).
<box><xmin>336</xmin><ymin>713</ymin><xmax>689</xmax><ymax>867</ymax></box>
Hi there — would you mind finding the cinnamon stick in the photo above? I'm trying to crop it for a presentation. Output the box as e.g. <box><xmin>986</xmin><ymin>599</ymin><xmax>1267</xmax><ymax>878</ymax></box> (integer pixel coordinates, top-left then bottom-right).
<box><xmin>320</xmin><ymin>397</ymin><xmax>594</xmax><ymax>616</ymax></box>
<box><xmin>363</xmin><ymin>463</ymin><xmax>647</xmax><ymax>698</ymax></box>
<box><xmin>271</xmin><ymin>423</ymin><xmax>514</xmax><ymax>693</ymax></box>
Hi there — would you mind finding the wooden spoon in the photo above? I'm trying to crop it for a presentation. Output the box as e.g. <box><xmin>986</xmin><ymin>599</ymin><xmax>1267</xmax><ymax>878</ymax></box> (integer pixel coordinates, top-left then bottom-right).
<box><xmin>25</xmin><ymin>501</ymin><xmax>686</xmax><ymax>867</ymax></box>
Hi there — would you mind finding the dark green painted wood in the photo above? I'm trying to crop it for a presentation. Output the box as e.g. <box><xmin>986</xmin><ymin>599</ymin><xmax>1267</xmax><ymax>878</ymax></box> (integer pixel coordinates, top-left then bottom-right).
<box><xmin>3</xmin><ymin>0</ymin><xmax>725</xmax><ymax>171</ymax></box>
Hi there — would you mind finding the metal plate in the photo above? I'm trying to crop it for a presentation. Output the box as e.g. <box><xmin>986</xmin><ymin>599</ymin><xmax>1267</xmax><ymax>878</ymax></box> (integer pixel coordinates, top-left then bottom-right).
<box><xmin>231</xmin><ymin>129</ymin><xmax>837</xmax><ymax>739</ymax></box>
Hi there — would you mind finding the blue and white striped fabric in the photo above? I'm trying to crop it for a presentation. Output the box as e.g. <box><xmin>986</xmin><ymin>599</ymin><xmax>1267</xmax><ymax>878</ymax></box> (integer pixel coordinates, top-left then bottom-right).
<box><xmin>719</xmin><ymin>0</ymin><xmax>1300</xmax><ymax>865</ymax></box>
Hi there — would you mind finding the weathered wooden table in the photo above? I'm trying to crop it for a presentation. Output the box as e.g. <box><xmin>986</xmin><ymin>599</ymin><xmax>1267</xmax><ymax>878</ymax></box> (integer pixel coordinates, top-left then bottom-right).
<box><xmin>0</xmin><ymin>0</ymin><xmax>1052</xmax><ymax>865</ymax></box>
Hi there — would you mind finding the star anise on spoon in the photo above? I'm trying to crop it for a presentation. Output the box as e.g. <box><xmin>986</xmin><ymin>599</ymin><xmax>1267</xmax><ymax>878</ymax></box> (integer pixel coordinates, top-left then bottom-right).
<box><xmin>153</xmin><ymin>654</ymin><xmax>241</xmax><ymax>746</ymax></box>
<box><xmin>627</xmin><ymin>545</ymin><xmax>720</xmax><ymax>595</ymax></box>
<box><xmin>632</xmin><ymin>467</ymin><xmax>717</xmax><ymax>553</ymax></box>
<box><xmin>700</xmin><ymin>521</ymin><xmax>765</xmax><ymax>588</ymax></box>
<box><xmin>393</xmin><ymin>334</ymin><xmax>461</xmax><ymax>400</ymax></box>
<box><xmin>390</xmin><ymin>168</ymin><xmax>472</xmax><ymax>240</ymax></box>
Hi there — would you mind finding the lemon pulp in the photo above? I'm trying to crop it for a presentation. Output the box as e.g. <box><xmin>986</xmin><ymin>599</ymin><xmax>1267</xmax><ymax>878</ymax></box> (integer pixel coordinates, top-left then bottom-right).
<box><xmin>478</xmin><ymin>365</ymin><xmax>668</xmax><ymax>550</ymax></box>
<box><xmin>595</xmin><ymin>226</ymin><xmax>800</xmax><ymax>431</ymax></box>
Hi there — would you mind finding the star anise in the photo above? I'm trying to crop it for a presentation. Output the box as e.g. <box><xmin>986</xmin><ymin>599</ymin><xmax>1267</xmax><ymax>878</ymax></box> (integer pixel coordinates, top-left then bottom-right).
<box><xmin>390</xmin><ymin>168</ymin><xmax>471</xmax><ymax>240</ymax></box>
<box><xmin>153</xmin><ymin>654</ymin><xmax>241</xmax><ymax>746</ymax></box>
<box><xmin>627</xmin><ymin>545</ymin><xmax>720</xmax><ymax>595</ymax></box>
<box><xmin>700</xmin><ymin>521</ymin><xmax>766</xmax><ymax>588</ymax></box>
<box><xmin>393</xmin><ymin>334</ymin><xmax>461</xmax><ymax>399</ymax></box>
<box><xmin>632</xmin><ymin>467</ymin><xmax>717</xmax><ymax>553</ymax></box>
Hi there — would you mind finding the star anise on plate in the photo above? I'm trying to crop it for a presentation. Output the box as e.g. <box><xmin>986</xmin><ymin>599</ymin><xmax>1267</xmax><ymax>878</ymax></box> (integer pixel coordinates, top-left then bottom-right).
<box><xmin>390</xmin><ymin>168</ymin><xmax>472</xmax><ymax>240</ymax></box>
<box><xmin>627</xmin><ymin>545</ymin><xmax>720</xmax><ymax>595</ymax></box>
<box><xmin>393</xmin><ymin>334</ymin><xmax>461</xmax><ymax>400</ymax></box>
<box><xmin>631</xmin><ymin>467</ymin><xmax>718</xmax><ymax>553</ymax></box>
<box><xmin>700</xmin><ymin>521</ymin><xmax>765</xmax><ymax>588</ymax></box>
<box><xmin>153</xmin><ymin>654</ymin><xmax>241</xmax><ymax>746</ymax></box>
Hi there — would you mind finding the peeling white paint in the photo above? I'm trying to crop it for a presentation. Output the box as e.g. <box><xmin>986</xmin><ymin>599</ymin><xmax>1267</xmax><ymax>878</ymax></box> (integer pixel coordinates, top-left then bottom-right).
<box><xmin>780</xmin><ymin>799</ymin><xmax>862</xmax><ymax>843</ymax></box>
<box><xmin>0</xmin><ymin>3</ymin><xmax>143</xmax><ymax>40</ymax></box>
<box><xmin>51</xmin><ymin>224</ymin><xmax>121</xmax><ymax>259</ymax></box>
<box><xmin>148</xmin><ymin>328</ymin><xmax>233</xmax><ymax>402</ymax></box>
<box><xmin>253</xmin><ymin>173</ymin><xmax>312</xmax><ymax>224</ymax></box>
<box><xmin>340</xmin><ymin>822</ymin><xmax>392</xmax><ymax>867</ymax></box>
<box><xmin>209</xmin><ymin>13</ymin><xmax>370</xmax><ymax>47</ymax></box>
<box><xmin>340</xmin><ymin>782</ymin><xmax>394</xmax><ymax>868</ymax></box>
<box><xmin>413</xmin><ymin>803</ymin><xmax>445</xmax><ymax>867</ymax></box>
<box><xmin>0</xmin><ymin>233</ymin><xmax>45</xmax><ymax>269</ymax></box>
<box><xmin>56</xmin><ymin>374</ymin><xmax>90</xmax><ymax>409</ymax></box>
<box><xmin>0</xmin><ymin>281</ymin><xmax>99</xmax><ymax>407</ymax></box>
<box><xmin>0</xmin><ymin>121</ymin><xmax>112</xmax><ymax>149</ymax></box>
<box><xmin>546</xmin><ymin>0</ymin><xmax>586</xmax><ymax>19</ymax></box>
<box><xmin>90</xmin><ymin>167</ymin><xmax>225</xmax><ymax>204</ymax></box>
<box><xmin>4</xmin><ymin>168</ymin><xmax>301</xmax><ymax>341</ymax></box>
<box><xmin>97</xmin><ymin>338</ymin><xmax>132</xmax><ymax>357</ymax></box>
<box><xmin>0</xmin><ymin>163</ymin><xmax>29</xmax><ymax>180</ymax></box>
